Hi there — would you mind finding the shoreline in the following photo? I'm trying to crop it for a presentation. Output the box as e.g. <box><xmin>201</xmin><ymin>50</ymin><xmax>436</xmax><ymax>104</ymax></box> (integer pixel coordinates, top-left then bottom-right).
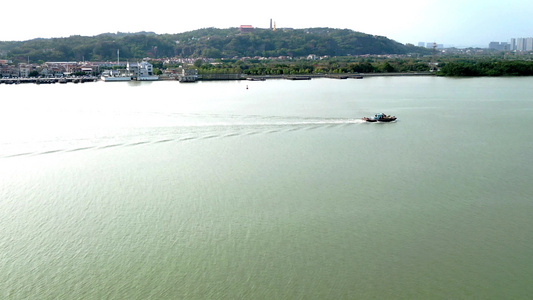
<box><xmin>197</xmin><ymin>72</ymin><xmax>435</xmax><ymax>81</ymax></box>
<box><xmin>0</xmin><ymin>72</ymin><xmax>435</xmax><ymax>85</ymax></box>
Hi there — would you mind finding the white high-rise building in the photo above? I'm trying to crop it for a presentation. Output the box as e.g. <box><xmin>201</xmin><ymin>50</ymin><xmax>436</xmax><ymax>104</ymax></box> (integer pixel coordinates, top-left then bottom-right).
<box><xmin>513</xmin><ymin>37</ymin><xmax>533</xmax><ymax>51</ymax></box>
<box><xmin>527</xmin><ymin>38</ymin><xmax>533</xmax><ymax>51</ymax></box>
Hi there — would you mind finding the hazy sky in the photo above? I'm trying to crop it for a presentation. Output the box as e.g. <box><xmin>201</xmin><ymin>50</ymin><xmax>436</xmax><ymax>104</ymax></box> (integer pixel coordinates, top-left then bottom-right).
<box><xmin>2</xmin><ymin>0</ymin><xmax>531</xmax><ymax>47</ymax></box>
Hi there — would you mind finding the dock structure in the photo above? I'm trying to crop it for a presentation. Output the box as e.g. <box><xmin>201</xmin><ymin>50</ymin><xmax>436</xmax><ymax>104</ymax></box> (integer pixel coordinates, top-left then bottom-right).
<box><xmin>0</xmin><ymin>72</ymin><xmax>434</xmax><ymax>85</ymax></box>
<box><xmin>178</xmin><ymin>68</ymin><xmax>199</xmax><ymax>82</ymax></box>
<box><xmin>0</xmin><ymin>76</ymin><xmax>98</xmax><ymax>84</ymax></box>
<box><xmin>198</xmin><ymin>73</ymin><xmax>244</xmax><ymax>81</ymax></box>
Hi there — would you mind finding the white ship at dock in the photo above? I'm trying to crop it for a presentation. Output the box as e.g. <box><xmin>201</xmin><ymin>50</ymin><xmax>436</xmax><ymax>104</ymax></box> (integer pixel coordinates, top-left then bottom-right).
<box><xmin>101</xmin><ymin>50</ymin><xmax>158</xmax><ymax>82</ymax></box>
<box><xmin>101</xmin><ymin>49</ymin><xmax>132</xmax><ymax>82</ymax></box>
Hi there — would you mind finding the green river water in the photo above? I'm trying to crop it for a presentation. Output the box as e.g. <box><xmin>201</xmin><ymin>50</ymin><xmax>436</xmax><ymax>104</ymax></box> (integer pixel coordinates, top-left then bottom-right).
<box><xmin>1</xmin><ymin>77</ymin><xmax>532</xmax><ymax>299</ymax></box>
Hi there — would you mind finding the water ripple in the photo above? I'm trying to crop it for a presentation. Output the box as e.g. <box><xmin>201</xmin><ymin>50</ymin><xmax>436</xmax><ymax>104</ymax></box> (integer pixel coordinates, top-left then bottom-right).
<box><xmin>0</xmin><ymin>118</ymin><xmax>363</xmax><ymax>159</ymax></box>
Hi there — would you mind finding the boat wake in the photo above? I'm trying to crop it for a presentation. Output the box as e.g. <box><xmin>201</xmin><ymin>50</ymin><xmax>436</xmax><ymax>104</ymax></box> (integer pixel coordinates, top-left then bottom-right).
<box><xmin>0</xmin><ymin>115</ymin><xmax>365</xmax><ymax>158</ymax></box>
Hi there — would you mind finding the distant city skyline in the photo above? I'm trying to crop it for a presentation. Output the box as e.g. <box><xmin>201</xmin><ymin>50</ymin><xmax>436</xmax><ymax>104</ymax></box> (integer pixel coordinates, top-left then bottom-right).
<box><xmin>1</xmin><ymin>0</ymin><xmax>532</xmax><ymax>48</ymax></box>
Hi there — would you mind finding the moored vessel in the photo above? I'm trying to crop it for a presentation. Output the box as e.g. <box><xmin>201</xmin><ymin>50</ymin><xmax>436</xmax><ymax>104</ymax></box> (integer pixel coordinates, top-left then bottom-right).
<box><xmin>137</xmin><ymin>75</ymin><xmax>159</xmax><ymax>81</ymax></box>
<box><xmin>101</xmin><ymin>70</ymin><xmax>132</xmax><ymax>82</ymax></box>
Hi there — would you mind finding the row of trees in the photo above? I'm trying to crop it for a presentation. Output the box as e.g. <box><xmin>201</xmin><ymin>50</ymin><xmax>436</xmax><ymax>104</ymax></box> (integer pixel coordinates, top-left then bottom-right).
<box><xmin>193</xmin><ymin>57</ymin><xmax>533</xmax><ymax>76</ymax></box>
<box><xmin>192</xmin><ymin>57</ymin><xmax>431</xmax><ymax>75</ymax></box>
<box><xmin>437</xmin><ymin>60</ymin><xmax>533</xmax><ymax>76</ymax></box>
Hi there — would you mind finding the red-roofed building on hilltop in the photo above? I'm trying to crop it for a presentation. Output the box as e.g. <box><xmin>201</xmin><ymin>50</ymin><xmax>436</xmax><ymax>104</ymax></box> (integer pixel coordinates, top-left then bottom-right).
<box><xmin>239</xmin><ymin>25</ymin><xmax>254</xmax><ymax>33</ymax></box>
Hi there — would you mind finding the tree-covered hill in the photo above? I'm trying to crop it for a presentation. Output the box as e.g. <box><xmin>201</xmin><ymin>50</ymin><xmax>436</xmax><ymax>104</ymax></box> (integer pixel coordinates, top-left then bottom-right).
<box><xmin>0</xmin><ymin>28</ymin><xmax>429</xmax><ymax>63</ymax></box>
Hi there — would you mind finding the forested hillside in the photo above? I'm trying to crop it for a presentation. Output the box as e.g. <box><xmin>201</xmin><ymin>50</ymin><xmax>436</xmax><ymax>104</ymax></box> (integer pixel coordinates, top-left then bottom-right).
<box><xmin>0</xmin><ymin>28</ymin><xmax>429</xmax><ymax>63</ymax></box>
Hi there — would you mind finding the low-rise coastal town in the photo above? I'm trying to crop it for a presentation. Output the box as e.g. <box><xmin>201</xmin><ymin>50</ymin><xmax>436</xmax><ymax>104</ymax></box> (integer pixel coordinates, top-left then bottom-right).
<box><xmin>0</xmin><ymin>58</ymin><xmax>202</xmax><ymax>84</ymax></box>
<box><xmin>0</xmin><ymin>55</ymin><xmax>425</xmax><ymax>84</ymax></box>
<box><xmin>3</xmin><ymin>45</ymin><xmax>533</xmax><ymax>83</ymax></box>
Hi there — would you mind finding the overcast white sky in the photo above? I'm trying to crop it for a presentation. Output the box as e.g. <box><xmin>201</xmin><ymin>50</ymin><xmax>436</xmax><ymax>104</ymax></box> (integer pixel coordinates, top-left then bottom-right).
<box><xmin>2</xmin><ymin>0</ymin><xmax>532</xmax><ymax>47</ymax></box>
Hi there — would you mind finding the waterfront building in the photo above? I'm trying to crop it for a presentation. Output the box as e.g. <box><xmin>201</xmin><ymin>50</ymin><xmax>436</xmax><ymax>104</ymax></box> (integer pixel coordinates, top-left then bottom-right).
<box><xmin>79</xmin><ymin>63</ymin><xmax>99</xmax><ymax>75</ymax></box>
<box><xmin>1</xmin><ymin>65</ymin><xmax>17</xmax><ymax>77</ymax></box>
<box><xmin>127</xmin><ymin>61</ymin><xmax>158</xmax><ymax>81</ymax></box>
<box><xmin>18</xmin><ymin>64</ymin><xmax>32</xmax><ymax>77</ymax></box>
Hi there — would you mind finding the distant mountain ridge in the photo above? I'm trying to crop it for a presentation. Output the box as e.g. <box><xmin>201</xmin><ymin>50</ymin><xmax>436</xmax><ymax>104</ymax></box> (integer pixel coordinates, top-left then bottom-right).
<box><xmin>0</xmin><ymin>27</ymin><xmax>429</xmax><ymax>63</ymax></box>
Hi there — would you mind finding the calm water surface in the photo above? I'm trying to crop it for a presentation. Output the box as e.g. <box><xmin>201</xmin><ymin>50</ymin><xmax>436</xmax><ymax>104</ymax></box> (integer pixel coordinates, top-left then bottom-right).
<box><xmin>1</xmin><ymin>77</ymin><xmax>532</xmax><ymax>299</ymax></box>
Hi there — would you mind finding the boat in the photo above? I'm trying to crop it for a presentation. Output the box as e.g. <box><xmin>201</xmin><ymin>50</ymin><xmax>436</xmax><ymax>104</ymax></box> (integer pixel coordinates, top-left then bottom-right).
<box><xmin>178</xmin><ymin>74</ymin><xmax>198</xmax><ymax>82</ymax></box>
<box><xmin>101</xmin><ymin>50</ymin><xmax>132</xmax><ymax>82</ymax></box>
<box><xmin>101</xmin><ymin>74</ymin><xmax>132</xmax><ymax>82</ymax></box>
<box><xmin>101</xmin><ymin>70</ymin><xmax>132</xmax><ymax>82</ymax></box>
<box><xmin>362</xmin><ymin>113</ymin><xmax>397</xmax><ymax>122</ymax></box>
<box><xmin>137</xmin><ymin>75</ymin><xmax>159</xmax><ymax>81</ymax></box>
<box><xmin>286</xmin><ymin>76</ymin><xmax>311</xmax><ymax>80</ymax></box>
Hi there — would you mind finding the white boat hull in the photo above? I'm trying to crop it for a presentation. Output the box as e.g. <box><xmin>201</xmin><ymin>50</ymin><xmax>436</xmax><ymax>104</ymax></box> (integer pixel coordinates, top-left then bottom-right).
<box><xmin>136</xmin><ymin>76</ymin><xmax>159</xmax><ymax>81</ymax></box>
<box><xmin>101</xmin><ymin>76</ymin><xmax>131</xmax><ymax>82</ymax></box>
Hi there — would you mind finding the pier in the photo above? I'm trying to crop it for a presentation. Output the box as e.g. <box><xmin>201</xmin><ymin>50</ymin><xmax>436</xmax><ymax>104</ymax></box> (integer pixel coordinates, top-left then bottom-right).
<box><xmin>0</xmin><ymin>76</ymin><xmax>98</xmax><ymax>85</ymax></box>
<box><xmin>0</xmin><ymin>72</ymin><xmax>434</xmax><ymax>85</ymax></box>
